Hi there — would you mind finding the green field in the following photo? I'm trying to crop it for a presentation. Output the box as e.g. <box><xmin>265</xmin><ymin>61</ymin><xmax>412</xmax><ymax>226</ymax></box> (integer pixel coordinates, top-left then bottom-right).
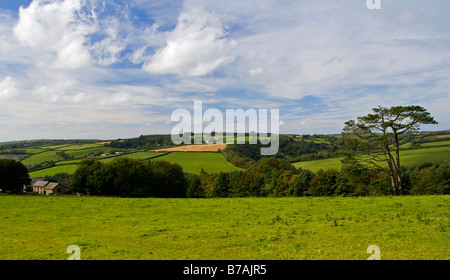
<box><xmin>29</xmin><ymin>165</ymin><xmax>80</xmax><ymax>178</ymax></box>
<box><xmin>293</xmin><ymin>157</ymin><xmax>343</xmax><ymax>172</ymax></box>
<box><xmin>100</xmin><ymin>152</ymin><xmax>161</xmax><ymax>163</ymax></box>
<box><xmin>421</xmin><ymin>140</ymin><xmax>450</xmax><ymax>147</ymax></box>
<box><xmin>302</xmin><ymin>138</ymin><xmax>331</xmax><ymax>144</ymax></box>
<box><xmin>293</xmin><ymin>146</ymin><xmax>450</xmax><ymax>172</ymax></box>
<box><xmin>20</xmin><ymin>151</ymin><xmax>65</xmax><ymax>166</ymax></box>
<box><xmin>64</xmin><ymin>147</ymin><xmax>117</xmax><ymax>159</ymax></box>
<box><xmin>109</xmin><ymin>151</ymin><xmax>242</xmax><ymax>174</ymax></box>
<box><xmin>29</xmin><ymin>152</ymin><xmax>242</xmax><ymax>177</ymax></box>
<box><xmin>0</xmin><ymin>195</ymin><xmax>448</xmax><ymax>260</ymax></box>
<box><xmin>55</xmin><ymin>144</ymin><xmax>103</xmax><ymax>150</ymax></box>
<box><xmin>156</xmin><ymin>152</ymin><xmax>242</xmax><ymax>174</ymax></box>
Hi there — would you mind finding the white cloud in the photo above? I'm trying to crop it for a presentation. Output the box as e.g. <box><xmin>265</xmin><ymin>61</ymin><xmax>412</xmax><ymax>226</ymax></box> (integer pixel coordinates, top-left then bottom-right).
<box><xmin>249</xmin><ymin>67</ymin><xmax>263</xmax><ymax>76</ymax></box>
<box><xmin>143</xmin><ymin>7</ymin><xmax>236</xmax><ymax>77</ymax></box>
<box><xmin>130</xmin><ymin>47</ymin><xmax>147</xmax><ymax>64</ymax></box>
<box><xmin>13</xmin><ymin>0</ymin><xmax>96</xmax><ymax>69</ymax></box>
<box><xmin>32</xmin><ymin>77</ymin><xmax>77</xmax><ymax>102</ymax></box>
<box><xmin>0</xmin><ymin>76</ymin><xmax>19</xmax><ymax>101</ymax></box>
<box><xmin>71</xmin><ymin>92</ymin><xmax>87</xmax><ymax>103</ymax></box>
<box><xmin>91</xmin><ymin>17</ymin><xmax>127</xmax><ymax>66</ymax></box>
<box><xmin>1</xmin><ymin>1</ymin><xmax>449</xmax><ymax>141</ymax></box>
<box><xmin>55</xmin><ymin>37</ymin><xmax>92</xmax><ymax>69</ymax></box>
<box><xmin>12</xmin><ymin>0</ymin><xmax>127</xmax><ymax>69</ymax></box>
<box><xmin>98</xmin><ymin>92</ymin><xmax>132</xmax><ymax>106</ymax></box>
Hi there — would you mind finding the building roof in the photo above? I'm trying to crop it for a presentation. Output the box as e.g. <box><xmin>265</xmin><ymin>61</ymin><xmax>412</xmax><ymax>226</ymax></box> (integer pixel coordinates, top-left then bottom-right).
<box><xmin>31</xmin><ymin>178</ymin><xmax>46</xmax><ymax>184</ymax></box>
<box><xmin>33</xmin><ymin>180</ymin><xmax>50</xmax><ymax>187</ymax></box>
<box><xmin>44</xmin><ymin>182</ymin><xmax>63</xmax><ymax>190</ymax></box>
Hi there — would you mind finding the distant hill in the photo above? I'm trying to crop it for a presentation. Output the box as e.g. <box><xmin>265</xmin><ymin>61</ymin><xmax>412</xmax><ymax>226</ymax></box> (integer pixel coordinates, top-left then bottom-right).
<box><xmin>1</xmin><ymin>130</ymin><xmax>449</xmax><ymax>178</ymax></box>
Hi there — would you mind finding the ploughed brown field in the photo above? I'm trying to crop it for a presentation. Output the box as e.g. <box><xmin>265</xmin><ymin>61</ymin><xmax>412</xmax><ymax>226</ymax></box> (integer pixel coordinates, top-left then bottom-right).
<box><xmin>151</xmin><ymin>144</ymin><xmax>227</xmax><ymax>152</ymax></box>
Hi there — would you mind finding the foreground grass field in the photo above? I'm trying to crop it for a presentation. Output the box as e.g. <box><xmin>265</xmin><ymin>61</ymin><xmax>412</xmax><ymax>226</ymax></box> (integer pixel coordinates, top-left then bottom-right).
<box><xmin>0</xmin><ymin>195</ymin><xmax>448</xmax><ymax>260</ymax></box>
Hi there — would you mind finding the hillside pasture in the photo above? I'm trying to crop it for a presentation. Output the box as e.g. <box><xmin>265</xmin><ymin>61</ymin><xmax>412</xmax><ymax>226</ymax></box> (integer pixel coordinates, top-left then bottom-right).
<box><xmin>20</xmin><ymin>151</ymin><xmax>65</xmax><ymax>166</ymax></box>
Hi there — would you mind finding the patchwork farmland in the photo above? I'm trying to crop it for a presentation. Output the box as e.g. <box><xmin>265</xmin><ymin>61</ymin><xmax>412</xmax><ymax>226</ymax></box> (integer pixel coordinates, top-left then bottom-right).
<box><xmin>16</xmin><ymin>142</ymin><xmax>240</xmax><ymax>177</ymax></box>
<box><xmin>0</xmin><ymin>131</ymin><xmax>448</xmax><ymax>178</ymax></box>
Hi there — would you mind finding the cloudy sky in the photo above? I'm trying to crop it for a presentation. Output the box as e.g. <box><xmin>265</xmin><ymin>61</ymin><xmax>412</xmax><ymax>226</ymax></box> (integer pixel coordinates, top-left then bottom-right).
<box><xmin>0</xmin><ymin>0</ymin><xmax>449</xmax><ymax>141</ymax></box>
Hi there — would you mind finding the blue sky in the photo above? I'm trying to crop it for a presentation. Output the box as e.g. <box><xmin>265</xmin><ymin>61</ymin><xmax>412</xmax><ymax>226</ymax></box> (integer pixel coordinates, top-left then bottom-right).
<box><xmin>0</xmin><ymin>0</ymin><xmax>449</xmax><ymax>141</ymax></box>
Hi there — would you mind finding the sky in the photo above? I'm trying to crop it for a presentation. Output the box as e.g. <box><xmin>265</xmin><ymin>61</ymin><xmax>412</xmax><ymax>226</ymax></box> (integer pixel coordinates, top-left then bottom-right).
<box><xmin>0</xmin><ymin>0</ymin><xmax>449</xmax><ymax>142</ymax></box>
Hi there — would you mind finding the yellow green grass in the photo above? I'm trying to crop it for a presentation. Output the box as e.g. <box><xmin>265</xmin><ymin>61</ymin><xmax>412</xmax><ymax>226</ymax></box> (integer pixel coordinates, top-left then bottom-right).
<box><xmin>0</xmin><ymin>195</ymin><xmax>448</xmax><ymax>260</ymax></box>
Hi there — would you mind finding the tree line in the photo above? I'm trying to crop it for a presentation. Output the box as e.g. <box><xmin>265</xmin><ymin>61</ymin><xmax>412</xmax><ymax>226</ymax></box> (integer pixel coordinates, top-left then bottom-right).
<box><xmin>186</xmin><ymin>157</ymin><xmax>449</xmax><ymax>198</ymax></box>
<box><xmin>1</xmin><ymin>155</ymin><xmax>448</xmax><ymax>197</ymax></box>
<box><xmin>68</xmin><ymin>156</ymin><xmax>450</xmax><ymax>197</ymax></box>
<box><xmin>69</xmin><ymin>158</ymin><xmax>186</xmax><ymax>197</ymax></box>
<box><xmin>105</xmin><ymin>134</ymin><xmax>175</xmax><ymax>150</ymax></box>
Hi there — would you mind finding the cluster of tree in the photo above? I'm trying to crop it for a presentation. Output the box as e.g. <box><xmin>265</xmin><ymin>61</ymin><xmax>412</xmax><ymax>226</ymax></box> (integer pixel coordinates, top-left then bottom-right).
<box><xmin>185</xmin><ymin>157</ymin><xmax>387</xmax><ymax>198</ymax></box>
<box><xmin>221</xmin><ymin>135</ymin><xmax>339</xmax><ymax>169</ymax></box>
<box><xmin>105</xmin><ymin>135</ymin><xmax>175</xmax><ymax>150</ymax></box>
<box><xmin>27</xmin><ymin>161</ymin><xmax>56</xmax><ymax>172</ymax></box>
<box><xmin>403</xmin><ymin>162</ymin><xmax>450</xmax><ymax>195</ymax></box>
<box><xmin>278</xmin><ymin>135</ymin><xmax>334</xmax><ymax>162</ymax></box>
<box><xmin>45</xmin><ymin>173</ymin><xmax>72</xmax><ymax>183</ymax></box>
<box><xmin>69</xmin><ymin>158</ymin><xmax>187</xmax><ymax>197</ymax></box>
<box><xmin>0</xmin><ymin>159</ymin><xmax>30</xmax><ymax>194</ymax></box>
<box><xmin>186</xmin><ymin>158</ymin><xmax>299</xmax><ymax>198</ymax></box>
<box><xmin>186</xmin><ymin>157</ymin><xmax>449</xmax><ymax>198</ymax></box>
<box><xmin>0</xmin><ymin>149</ymin><xmax>27</xmax><ymax>155</ymax></box>
<box><xmin>221</xmin><ymin>142</ymin><xmax>264</xmax><ymax>169</ymax></box>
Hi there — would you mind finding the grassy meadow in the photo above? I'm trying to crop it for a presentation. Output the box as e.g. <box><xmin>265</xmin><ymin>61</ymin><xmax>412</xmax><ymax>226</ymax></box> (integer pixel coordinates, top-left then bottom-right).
<box><xmin>0</xmin><ymin>195</ymin><xmax>448</xmax><ymax>260</ymax></box>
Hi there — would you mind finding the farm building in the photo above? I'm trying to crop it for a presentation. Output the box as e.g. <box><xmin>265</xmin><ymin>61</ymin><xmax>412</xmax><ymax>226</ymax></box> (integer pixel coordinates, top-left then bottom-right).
<box><xmin>32</xmin><ymin>180</ymin><xmax>69</xmax><ymax>195</ymax></box>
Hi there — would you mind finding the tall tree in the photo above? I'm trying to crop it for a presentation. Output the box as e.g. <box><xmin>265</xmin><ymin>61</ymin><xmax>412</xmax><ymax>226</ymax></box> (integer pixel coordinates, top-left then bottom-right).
<box><xmin>0</xmin><ymin>159</ymin><xmax>31</xmax><ymax>194</ymax></box>
<box><xmin>343</xmin><ymin>105</ymin><xmax>437</xmax><ymax>195</ymax></box>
